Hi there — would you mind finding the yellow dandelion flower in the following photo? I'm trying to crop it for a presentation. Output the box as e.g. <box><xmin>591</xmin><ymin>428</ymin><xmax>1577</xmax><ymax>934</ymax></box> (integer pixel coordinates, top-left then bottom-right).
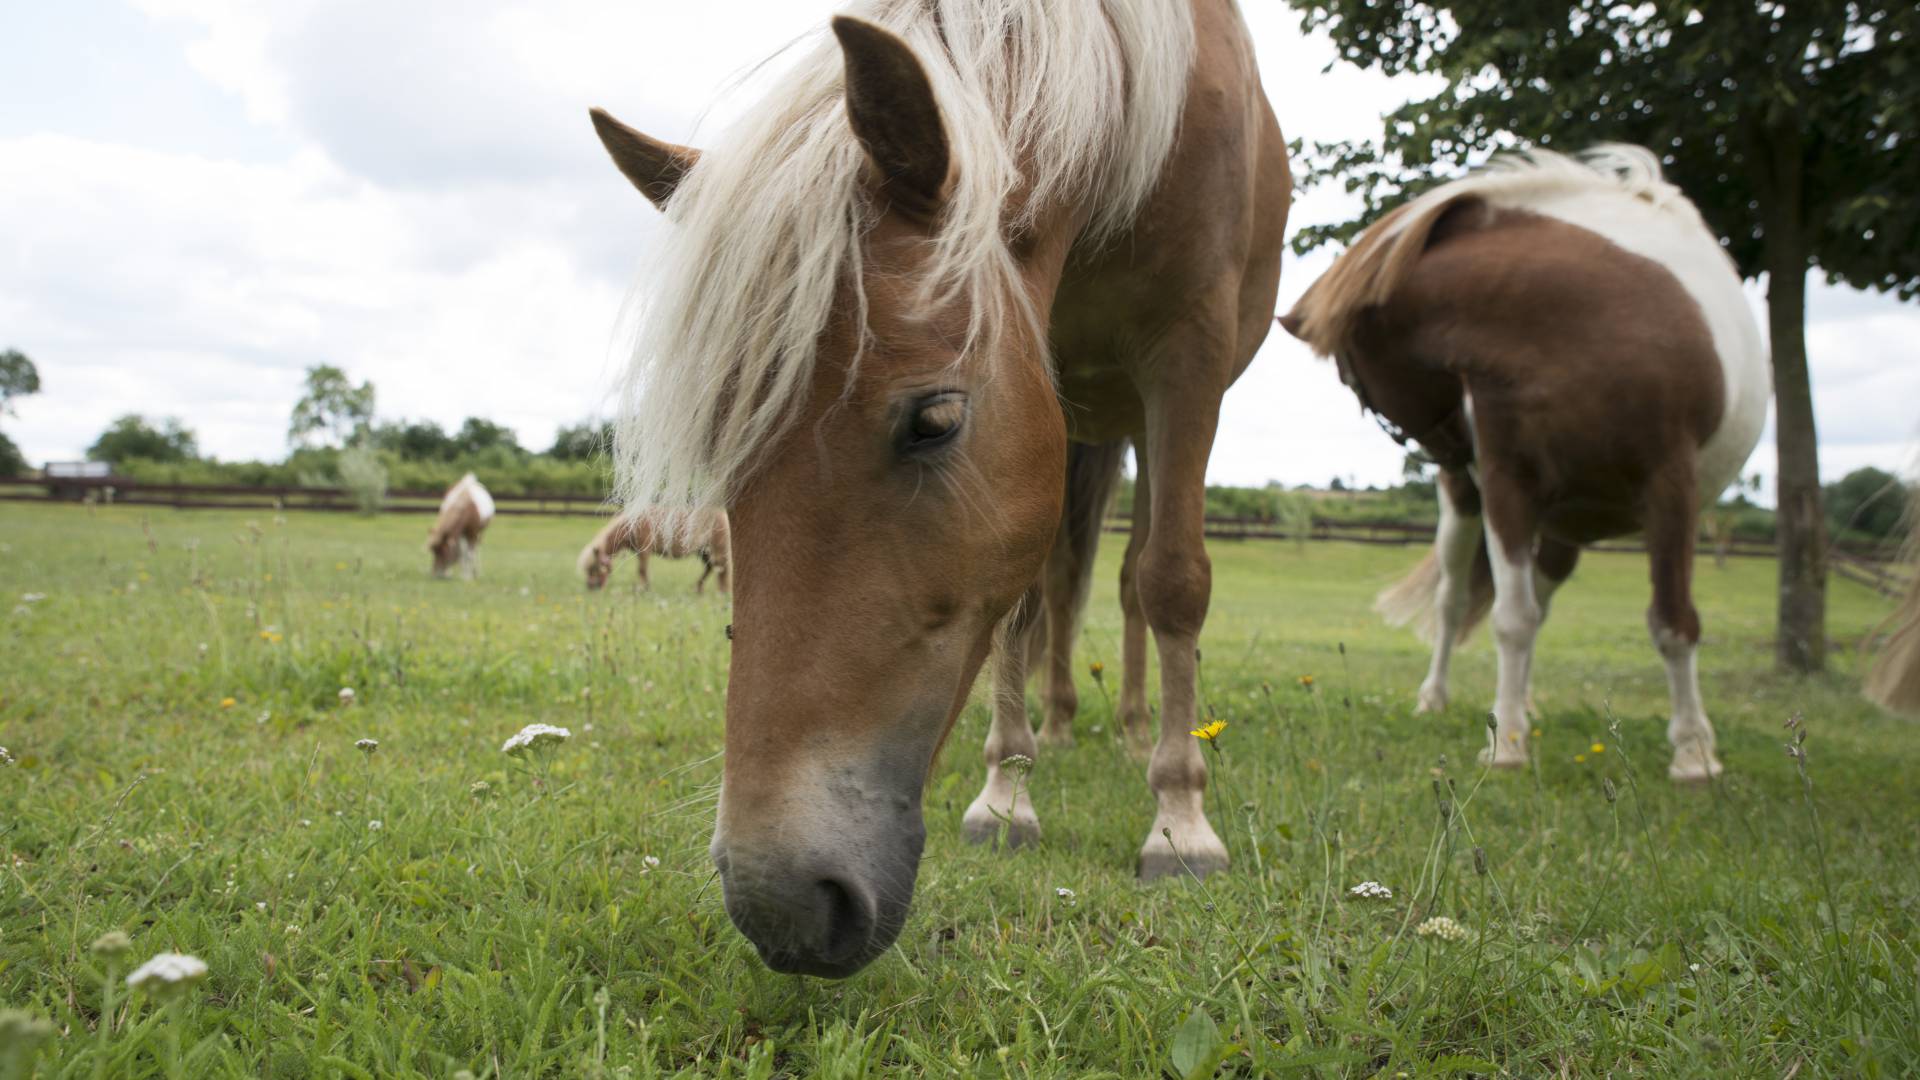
<box><xmin>220</xmin><ymin>697</ymin><xmax>236</xmax><ymax>709</ymax></box>
<box><xmin>1191</xmin><ymin>719</ymin><xmax>1227</xmax><ymax>741</ymax></box>
<box><xmin>1590</xmin><ymin>742</ymin><xmax>1605</xmax><ymax>755</ymax></box>
<box><xmin>1089</xmin><ymin>661</ymin><xmax>1105</xmax><ymax>679</ymax></box>
<box><xmin>1531</xmin><ymin>727</ymin><xmax>1542</xmax><ymax>738</ymax></box>
<box><xmin>334</xmin><ymin>562</ymin><xmax>347</xmax><ymax>571</ymax></box>
<box><xmin>1298</xmin><ymin>675</ymin><xmax>1314</xmax><ymax>687</ymax></box>
<box><xmin>1574</xmin><ymin>753</ymin><xmax>1587</xmax><ymax>763</ymax></box>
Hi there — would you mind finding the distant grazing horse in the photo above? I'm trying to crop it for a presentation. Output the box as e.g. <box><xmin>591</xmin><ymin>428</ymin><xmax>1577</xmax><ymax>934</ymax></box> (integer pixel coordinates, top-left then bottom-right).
<box><xmin>592</xmin><ymin>0</ymin><xmax>1288</xmax><ymax>976</ymax></box>
<box><xmin>428</xmin><ymin>473</ymin><xmax>495</xmax><ymax>580</ymax></box>
<box><xmin>1280</xmin><ymin>146</ymin><xmax>1769</xmax><ymax>782</ymax></box>
<box><xmin>1866</xmin><ymin>495</ymin><xmax>1920</xmax><ymax>717</ymax></box>
<box><xmin>577</xmin><ymin>509</ymin><xmax>731</xmax><ymax>594</ymax></box>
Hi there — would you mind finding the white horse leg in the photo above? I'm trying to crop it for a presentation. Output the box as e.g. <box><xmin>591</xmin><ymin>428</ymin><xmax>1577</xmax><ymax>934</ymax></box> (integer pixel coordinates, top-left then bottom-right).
<box><xmin>1645</xmin><ymin>468</ymin><xmax>1722</xmax><ymax>782</ymax></box>
<box><xmin>1481</xmin><ymin>513</ymin><xmax>1540</xmax><ymax>768</ymax></box>
<box><xmin>1525</xmin><ymin>538</ymin><xmax>1580</xmax><ymax>717</ymax></box>
<box><xmin>962</xmin><ymin>591</ymin><xmax>1042</xmax><ymax>848</ymax></box>
<box><xmin>458</xmin><ymin>536</ymin><xmax>476</xmax><ymax>581</ymax></box>
<box><xmin>1418</xmin><ymin>476</ymin><xmax>1483</xmax><ymax>713</ymax></box>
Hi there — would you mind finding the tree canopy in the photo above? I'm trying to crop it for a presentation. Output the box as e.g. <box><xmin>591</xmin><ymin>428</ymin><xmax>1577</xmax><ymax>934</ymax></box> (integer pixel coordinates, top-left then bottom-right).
<box><xmin>1827</xmin><ymin>466</ymin><xmax>1910</xmax><ymax>539</ymax></box>
<box><xmin>288</xmin><ymin>366</ymin><xmax>375</xmax><ymax>448</ymax></box>
<box><xmin>0</xmin><ymin>348</ymin><xmax>40</xmax><ymax>415</ymax></box>
<box><xmin>88</xmin><ymin>415</ymin><xmax>198</xmax><ymax>466</ymax></box>
<box><xmin>548</xmin><ymin>421</ymin><xmax>612</xmax><ymax>462</ymax></box>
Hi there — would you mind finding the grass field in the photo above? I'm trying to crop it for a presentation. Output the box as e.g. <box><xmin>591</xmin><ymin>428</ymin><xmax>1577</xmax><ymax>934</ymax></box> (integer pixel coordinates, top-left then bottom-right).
<box><xmin>2</xmin><ymin>503</ymin><xmax>1916</xmax><ymax>1078</ymax></box>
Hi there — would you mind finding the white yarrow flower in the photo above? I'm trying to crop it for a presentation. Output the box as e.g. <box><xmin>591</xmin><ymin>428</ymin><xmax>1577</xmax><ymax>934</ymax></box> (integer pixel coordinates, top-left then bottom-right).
<box><xmin>0</xmin><ymin>746</ymin><xmax>13</xmax><ymax>766</ymax></box>
<box><xmin>501</xmin><ymin>723</ymin><xmax>572</xmax><ymax>756</ymax></box>
<box><xmin>125</xmin><ymin>952</ymin><xmax>209</xmax><ymax>995</ymax></box>
<box><xmin>1348</xmin><ymin>881</ymin><xmax>1393</xmax><ymax>900</ymax></box>
<box><xmin>1054</xmin><ymin>887</ymin><xmax>1077</xmax><ymax>906</ymax></box>
<box><xmin>338</xmin><ymin>687</ymin><xmax>356</xmax><ymax>706</ymax></box>
<box><xmin>355</xmin><ymin>738</ymin><xmax>378</xmax><ymax>755</ymax></box>
<box><xmin>367</xmin><ymin>819</ymin><xmax>383</xmax><ymax>831</ymax></box>
<box><xmin>1416</xmin><ymin>916</ymin><xmax>1470</xmax><ymax>942</ymax></box>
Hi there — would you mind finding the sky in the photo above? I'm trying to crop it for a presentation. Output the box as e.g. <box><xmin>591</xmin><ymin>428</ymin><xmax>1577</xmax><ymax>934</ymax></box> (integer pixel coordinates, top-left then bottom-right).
<box><xmin>2</xmin><ymin>0</ymin><xmax>1915</xmax><ymax>494</ymax></box>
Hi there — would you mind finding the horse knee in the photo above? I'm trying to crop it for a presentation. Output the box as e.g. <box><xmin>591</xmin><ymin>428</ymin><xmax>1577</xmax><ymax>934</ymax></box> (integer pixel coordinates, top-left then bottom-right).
<box><xmin>1647</xmin><ymin>608</ymin><xmax>1700</xmax><ymax>658</ymax></box>
<box><xmin>1490</xmin><ymin>595</ymin><xmax>1540</xmax><ymax>647</ymax></box>
<box><xmin>1136</xmin><ymin>546</ymin><xmax>1210</xmax><ymax>639</ymax></box>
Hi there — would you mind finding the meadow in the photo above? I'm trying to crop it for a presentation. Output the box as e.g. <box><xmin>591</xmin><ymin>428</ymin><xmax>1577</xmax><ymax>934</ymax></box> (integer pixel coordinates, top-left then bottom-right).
<box><xmin>1</xmin><ymin>502</ymin><xmax>1916</xmax><ymax>1078</ymax></box>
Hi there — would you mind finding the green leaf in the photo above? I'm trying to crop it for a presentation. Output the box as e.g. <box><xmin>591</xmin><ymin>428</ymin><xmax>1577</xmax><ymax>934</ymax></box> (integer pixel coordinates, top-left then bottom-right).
<box><xmin>1171</xmin><ymin>1006</ymin><xmax>1221</xmax><ymax>1080</ymax></box>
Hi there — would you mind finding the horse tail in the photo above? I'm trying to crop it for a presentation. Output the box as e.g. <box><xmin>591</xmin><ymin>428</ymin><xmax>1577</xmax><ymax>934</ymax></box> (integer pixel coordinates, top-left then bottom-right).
<box><xmin>1375</xmin><ymin>533</ymin><xmax>1494</xmax><ymax>646</ymax></box>
<box><xmin>1866</xmin><ymin>495</ymin><xmax>1920</xmax><ymax>717</ymax></box>
<box><xmin>1280</xmin><ymin>194</ymin><xmax>1481</xmax><ymax>361</ymax></box>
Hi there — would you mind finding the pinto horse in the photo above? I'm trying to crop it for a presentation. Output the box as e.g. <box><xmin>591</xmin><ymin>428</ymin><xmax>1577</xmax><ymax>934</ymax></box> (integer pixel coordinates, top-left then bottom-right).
<box><xmin>1866</xmin><ymin>493</ymin><xmax>1920</xmax><ymax>718</ymax></box>
<box><xmin>577</xmin><ymin>509</ymin><xmax>731</xmax><ymax>594</ymax></box>
<box><xmin>427</xmin><ymin>473</ymin><xmax>495</xmax><ymax>580</ymax></box>
<box><xmin>1281</xmin><ymin>146</ymin><xmax>1769</xmax><ymax>782</ymax></box>
<box><xmin>592</xmin><ymin>0</ymin><xmax>1288</xmax><ymax>976</ymax></box>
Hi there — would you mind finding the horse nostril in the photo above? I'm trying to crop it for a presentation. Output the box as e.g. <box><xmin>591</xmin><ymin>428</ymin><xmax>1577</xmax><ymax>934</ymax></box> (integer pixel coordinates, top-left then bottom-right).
<box><xmin>814</xmin><ymin>877</ymin><xmax>874</xmax><ymax>964</ymax></box>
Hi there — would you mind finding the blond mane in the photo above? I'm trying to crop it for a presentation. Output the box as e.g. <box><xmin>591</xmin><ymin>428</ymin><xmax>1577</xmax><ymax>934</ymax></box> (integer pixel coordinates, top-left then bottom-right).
<box><xmin>612</xmin><ymin>0</ymin><xmax>1196</xmax><ymax>520</ymax></box>
<box><xmin>1287</xmin><ymin>144</ymin><xmax>1703</xmax><ymax>362</ymax></box>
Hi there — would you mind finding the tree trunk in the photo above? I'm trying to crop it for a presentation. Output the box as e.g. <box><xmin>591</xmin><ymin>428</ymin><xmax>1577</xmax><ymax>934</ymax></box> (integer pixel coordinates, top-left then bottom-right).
<box><xmin>1761</xmin><ymin>130</ymin><xmax>1826</xmax><ymax>674</ymax></box>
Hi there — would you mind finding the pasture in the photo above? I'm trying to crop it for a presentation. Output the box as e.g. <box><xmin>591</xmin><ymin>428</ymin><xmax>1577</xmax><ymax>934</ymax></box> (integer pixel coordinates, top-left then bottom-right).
<box><xmin>2</xmin><ymin>503</ymin><xmax>1916</xmax><ymax>1077</ymax></box>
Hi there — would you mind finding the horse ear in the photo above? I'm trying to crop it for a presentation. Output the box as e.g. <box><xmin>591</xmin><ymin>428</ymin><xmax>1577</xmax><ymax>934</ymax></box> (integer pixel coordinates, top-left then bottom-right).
<box><xmin>589</xmin><ymin>107</ymin><xmax>701</xmax><ymax>210</ymax></box>
<box><xmin>831</xmin><ymin>16</ymin><xmax>951</xmax><ymax>209</ymax></box>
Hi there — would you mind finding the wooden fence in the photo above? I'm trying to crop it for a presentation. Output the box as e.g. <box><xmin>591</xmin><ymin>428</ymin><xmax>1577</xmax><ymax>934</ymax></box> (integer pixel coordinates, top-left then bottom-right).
<box><xmin>3</xmin><ymin>476</ymin><xmax>1908</xmax><ymax>586</ymax></box>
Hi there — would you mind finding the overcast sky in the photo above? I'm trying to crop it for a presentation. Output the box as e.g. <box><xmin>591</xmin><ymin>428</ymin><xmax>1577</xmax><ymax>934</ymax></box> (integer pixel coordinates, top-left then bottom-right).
<box><xmin>2</xmin><ymin>0</ymin><xmax>1915</xmax><ymax>493</ymax></box>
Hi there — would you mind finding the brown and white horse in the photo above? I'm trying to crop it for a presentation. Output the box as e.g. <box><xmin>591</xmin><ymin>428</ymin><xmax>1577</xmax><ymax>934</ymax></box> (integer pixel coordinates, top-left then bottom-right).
<box><xmin>1866</xmin><ymin>491</ymin><xmax>1920</xmax><ymax>717</ymax></box>
<box><xmin>1281</xmin><ymin>146</ymin><xmax>1769</xmax><ymax>782</ymax></box>
<box><xmin>593</xmin><ymin>0</ymin><xmax>1288</xmax><ymax>976</ymax></box>
<box><xmin>577</xmin><ymin>509</ymin><xmax>732</xmax><ymax>594</ymax></box>
<box><xmin>427</xmin><ymin>473</ymin><xmax>495</xmax><ymax>580</ymax></box>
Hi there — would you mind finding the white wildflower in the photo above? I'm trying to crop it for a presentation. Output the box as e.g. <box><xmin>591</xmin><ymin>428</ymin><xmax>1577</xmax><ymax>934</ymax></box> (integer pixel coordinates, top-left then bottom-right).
<box><xmin>0</xmin><ymin>746</ymin><xmax>13</xmax><ymax>766</ymax></box>
<box><xmin>255</xmin><ymin>902</ymin><xmax>267</xmax><ymax>912</ymax></box>
<box><xmin>125</xmin><ymin>952</ymin><xmax>209</xmax><ymax>996</ymax></box>
<box><xmin>367</xmin><ymin>819</ymin><xmax>383</xmax><ymax>831</ymax></box>
<box><xmin>641</xmin><ymin>854</ymin><xmax>661</xmax><ymax>873</ymax></box>
<box><xmin>20</xmin><ymin>593</ymin><xmax>45</xmax><ymax>603</ymax></box>
<box><xmin>338</xmin><ymin>687</ymin><xmax>356</xmax><ymax>706</ymax></box>
<box><xmin>501</xmin><ymin>723</ymin><xmax>571</xmax><ymax>756</ymax></box>
<box><xmin>1348</xmin><ymin>881</ymin><xmax>1393</xmax><ymax>900</ymax></box>
<box><xmin>355</xmin><ymin>738</ymin><xmax>378</xmax><ymax>755</ymax></box>
<box><xmin>1055</xmin><ymin>887</ymin><xmax>1077</xmax><ymax>906</ymax></box>
<box><xmin>285</xmin><ymin>925</ymin><xmax>301</xmax><ymax>936</ymax></box>
<box><xmin>1415</xmin><ymin>916</ymin><xmax>1470</xmax><ymax>942</ymax></box>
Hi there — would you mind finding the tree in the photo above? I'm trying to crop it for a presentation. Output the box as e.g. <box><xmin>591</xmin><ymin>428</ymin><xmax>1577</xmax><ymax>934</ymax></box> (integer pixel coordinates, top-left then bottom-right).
<box><xmin>0</xmin><ymin>349</ymin><xmax>40</xmax><ymax>475</ymax></box>
<box><xmin>88</xmin><ymin>415</ymin><xmax>198</xmax><ymax>465</ymax></box>
<box><xmin>453</xmin><ymin>417</ymin><xmax>522</xmax><ymax>457</ymax></box>
<box><xmin>1285</xmin><ymin>0</ymin><xmax>1920</xmax><ymax>673</ymax></box>
<box><xmin>548</xmin><ymin>420</ymin><xmax>613</xmax><ymax>462</ymax></box>
<box><xmin>1826</xmin><ymin>466</ymin><xmax>1909</xmax><ymax>539</ymax></box>
<box><xmin>372</xmin><ymin>419</ymin><xmax>458</xmax><ymax>461</ymax></box>
<box><xmin>288</xmin><ymin>365</ymin><xmax>375</xmax><ymax>448</ymax></box>
<box><xmin>0</xmin><ymin>349</ymin><xmax>40</xmax><ymax>415</ymax></box>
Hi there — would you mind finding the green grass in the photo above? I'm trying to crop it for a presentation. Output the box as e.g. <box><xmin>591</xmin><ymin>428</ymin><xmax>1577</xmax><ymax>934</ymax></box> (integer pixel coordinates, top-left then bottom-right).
<box><xmin>1</xmin><ymin>503</ymin><xmax>1916</xmax><ymax>1078</ymax></box>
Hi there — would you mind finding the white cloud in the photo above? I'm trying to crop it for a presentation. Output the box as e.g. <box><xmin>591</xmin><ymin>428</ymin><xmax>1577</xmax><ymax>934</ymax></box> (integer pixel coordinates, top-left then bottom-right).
<box><xmin>1</xmin><ymin>0</ymin><xmax>1913</xmax><ymax>495</ymax></box>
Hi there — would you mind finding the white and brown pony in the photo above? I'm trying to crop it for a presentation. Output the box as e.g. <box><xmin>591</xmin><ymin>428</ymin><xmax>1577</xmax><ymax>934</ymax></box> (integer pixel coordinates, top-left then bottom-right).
<box><xmin>427</xmin><ymin>472</ymin><xmax>495</xmax><ymax>579</ymax></box>
<box><xmin>593</xmin><ymin>0</ymin><xmax>1288</xmax><ymax>976</ymax></box>
<box><xmin>1866</xmin><ymin>489</ymin><xmax>1920</xmax><ymax>717</ymax></box>
<box><xmin>577</xmin><ymin>509</ymin><xmax>732</xmax><ymax>594</ymax></box>
<box><xmin>1281</xmin><ymin>146</ymin><xmax>1769</xmax><ymax>782</ymax></box>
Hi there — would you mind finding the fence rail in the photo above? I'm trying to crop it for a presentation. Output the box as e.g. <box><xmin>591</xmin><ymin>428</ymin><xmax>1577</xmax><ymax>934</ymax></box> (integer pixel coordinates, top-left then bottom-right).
<box><xmin>4</xmin><ymin>475</ymin><xmax>1907</xmax><ymax>573</ymax></box>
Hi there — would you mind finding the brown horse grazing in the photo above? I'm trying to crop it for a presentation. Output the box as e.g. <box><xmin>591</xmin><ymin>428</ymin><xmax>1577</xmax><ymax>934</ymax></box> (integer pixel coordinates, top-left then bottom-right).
<box><xmin>1281</xmin><ymin>147</ymin><xmax>1770</xmax><ymax>782</ymax></box>
<box><xmin>577</xmin><ymin>509</ymin><xmax>732</xmax><ymax>594</ymax></box>
<box><xmin>593</xmin><ymin>0</ymin><xmax>1288</xmax><ymax>976</ymax></box>
<box><xmin>427</xmin><ymin>473</ymin><xmax>495</xmax><ymax>580</ymax></box>
<box><xmin>1866</xmin><ymin>492</ymin><xmax>1920</xmax><ymax>717</ymax></box>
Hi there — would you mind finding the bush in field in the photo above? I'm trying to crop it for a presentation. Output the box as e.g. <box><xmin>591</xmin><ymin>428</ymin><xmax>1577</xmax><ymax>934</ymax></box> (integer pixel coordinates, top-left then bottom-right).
<box><xmin>336</xmin><ymin>444</ymin><xmax>388</xmax><ymax>515</ymax></box>
<box><xmin>88</xmin><ymin>415</ymin><xmax>198</xmax><ymax>465</ymax></box>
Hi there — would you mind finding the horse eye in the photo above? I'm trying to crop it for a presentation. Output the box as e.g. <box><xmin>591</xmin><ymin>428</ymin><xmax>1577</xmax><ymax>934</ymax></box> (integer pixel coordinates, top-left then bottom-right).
<box><xmin>904</xmin><ymin>394</ymin><xmax>965</xmax><ymax>450</ymax></box>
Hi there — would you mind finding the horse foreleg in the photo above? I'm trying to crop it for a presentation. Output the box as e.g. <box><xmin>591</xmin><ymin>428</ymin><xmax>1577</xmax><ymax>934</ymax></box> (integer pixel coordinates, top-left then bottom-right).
<box><xmin>1645</xmin><ymin>467</ymin><xmax>1722</xmax><ymax>782</ymax></box>
<box><xmin>1418</xmin><ymin>468</ymin><xmax>1484</xmax><ymax>713</ymax></box>
<box><xmin>1133</xmin><ymin>381</ymin><xmax>1227</xmax><ymax>881</ymax></box>
<box><xmin>634</xmin><ymin>551</ymin><xmax>650</xmax><ymax>592</ymax></box>
<box><xmin>1116</xmin><ymin>448</ymin><xmax>1152</xmax><ymax>756</ymax></box>
<box><xmin>1479</xmin><ymin>468</ymin><xmax>1540</xmax><ymax>768</ymax></box>
<box><xmin>962</xmin><ymin>585</ymin><xmax>1043</xmax><ymax>848</ymax></box>
<box><xmin>1526</xmin><ymin>538</ymin><xmax>1580</xmax><ymax>716</ymax></box>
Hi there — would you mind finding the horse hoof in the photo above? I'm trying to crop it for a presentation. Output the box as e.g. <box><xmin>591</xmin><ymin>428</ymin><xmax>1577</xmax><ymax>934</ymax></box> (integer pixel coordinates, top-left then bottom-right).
<box><xmin>962</xmin><ymin>815</ymin><xmax>1040</xmax><ymax>849</ymax></box>
<box><xmin>1137</xmin><ymin>820</ymin><xmax>1228</xmax><ymax>881</ymax></box>
<box><xmin>1477</xmin><ymin>747</ymin><xmax>1529</xmax><ymax>770</ymax></box>
<box><xmin>1415</xmin><ymin>688</ymin><xmax>1447</xmax><ymax>714</ymax></box>
<box><xmin>1668</xmin><ymin>756</ymin><xmax>1723</xmax><ymax>785</ymax></box>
